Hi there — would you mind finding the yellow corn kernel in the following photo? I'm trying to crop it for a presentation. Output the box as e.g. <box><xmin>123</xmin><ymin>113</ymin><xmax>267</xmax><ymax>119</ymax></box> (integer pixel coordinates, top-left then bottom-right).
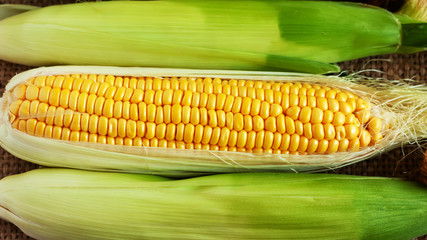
<box><xmin>307</xmin><ymin>139</ymin><xmax>319</xmax><ymax>153</ymax></box>
<box><xmin>368</xmin><ymin>117</ymin><xmax>382</xmax><ymax>134</ymax></box>
<box><xmin>277</xmin><ymin>114</ymin><xmax>286</xmax><ymax>134</ymax></box>
<box><xmin>285</xmin><ymin>116</ymin><xmax>296</xmax><ymax>135</ymax></box>
<box><xmin>313</xmin><ymin>123</ymin><xmax>325</xmax><ymax>140</ymax></box>
<box><xmin>245</xmin><ymin>131</ymin><xmax>256</xmax><ymax>149</ymax></box>
<box><xmin>279</xmin><ymin>133</ymin><xmax>291</xmax><ymax>151</ymax></box>
<box><xmin>299</xmin><ymin>106</ymin><xmax>311</xmax><ymax>123</ymax></box>
<box><xmin>286</xmin><ymin>106</ymin><xmax>300</xmax><ymax>120</ymax></box>
<box><xmin>316</xmin><ymin>139</ymin><xmax>329</xmax><ymax>153</ymax></box>
<box><xmin>265</xmin><ymin>117</ymin><xmax>276</xmax><ymax>132</ymax></box>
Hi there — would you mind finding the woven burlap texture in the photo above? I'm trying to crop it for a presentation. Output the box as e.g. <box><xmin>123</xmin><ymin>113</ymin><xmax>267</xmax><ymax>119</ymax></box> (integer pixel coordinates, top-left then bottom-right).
<box><xmin>0</xmin><ymin>0</ymin><xmax>426</xmax><ymax>239</ymax></box>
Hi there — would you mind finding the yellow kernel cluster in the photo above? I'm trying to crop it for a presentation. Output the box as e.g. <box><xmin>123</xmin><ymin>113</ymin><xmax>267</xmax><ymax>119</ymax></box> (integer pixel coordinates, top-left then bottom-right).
<box><xmin>8</xmin><ymin>74</ymin><xmax>385</xmax><ymax>154</ymax></box>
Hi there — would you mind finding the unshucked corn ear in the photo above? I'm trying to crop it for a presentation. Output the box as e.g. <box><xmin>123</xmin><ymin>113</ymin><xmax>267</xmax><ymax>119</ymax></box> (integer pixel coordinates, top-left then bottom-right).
<box><xmin>0</xmin><ymin>66</ymin><xmax>426</xmax><ymax>176</ymax></box>
<box><xmin>0</xmin><ymin>1</ymin><xmax>426</xmax><ymax>74</ymax></box>
<box><xmin>0</xmin><ymin>168</ymin><xmax>427</xmax><ymax>240</ymax></box>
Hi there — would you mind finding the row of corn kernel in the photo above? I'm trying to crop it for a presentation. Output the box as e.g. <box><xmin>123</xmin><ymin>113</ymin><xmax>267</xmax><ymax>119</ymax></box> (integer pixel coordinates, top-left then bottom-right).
<box><xmin>13</xmin><ymin>98</ymin><xmax>368</xmax><ymax>140</ymax></box>
<box><xmin>8</xmin><ymin>115</ymin><xmax>291</xmax><ymax>153</ymax></box>
<box><xmin>13</xmin><ymin>109</ymin><xmax>361</xmax><ymax>142</ymax></box>
<box><xmin>21</xmin><ymin>75</ymin><xmax>366</xmax><ymax>109</ymax></box>
<box><xmin>13</xmin><ymin>117</ymin><xmax>364</xmax><ymax>154</ymax></box>
<box><xmin>27</xmin><ymin>75</ymin><xmax>346</xmax><ymax>95</ymax></box>
<box><xmin>17</xmin><ymin>80</ymin><xmax>366</xmax><ymax>116</ymax></box>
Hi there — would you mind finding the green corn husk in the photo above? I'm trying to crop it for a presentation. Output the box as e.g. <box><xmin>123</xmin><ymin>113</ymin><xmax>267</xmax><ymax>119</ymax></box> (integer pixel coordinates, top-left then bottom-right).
<box><xmin>0</xmin><ymin>168</ymin><xmax>426</xmax><ymax>240</ymax></box>
<box><xmin>0</xmin><ymin>1</ymin><xmax>426</xmax><ymax>74</ymax></box>
<box><xmin>394</xmin><ymin>0</ymin><xmax>427</xmax><ymax>53</ymax></box>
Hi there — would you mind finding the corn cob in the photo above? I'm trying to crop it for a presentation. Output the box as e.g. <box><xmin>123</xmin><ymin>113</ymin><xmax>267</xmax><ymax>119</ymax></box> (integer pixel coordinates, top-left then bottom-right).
<box><xmin>0</xmin><ymin>1</ymin><xmax>426</xmax><ymax>74</ymax></box>
<box><xmin>8</xmin><ymin>71</ymin><xmax>378</xmax><ymax>152</ymax></box>
<box><xmin>0</xmin><ymin>168</ymin><xmax>426</xmax><ymax>240</ymax></box>
<box><xmin>0</xmin><ymin>66</ymin><xmax>425</xmax><ymax>176</ymax></box>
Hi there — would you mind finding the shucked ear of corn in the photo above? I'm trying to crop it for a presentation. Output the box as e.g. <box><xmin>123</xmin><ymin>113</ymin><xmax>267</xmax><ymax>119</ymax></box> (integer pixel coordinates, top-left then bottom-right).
<box><xmin>0</xmin><ymin>66</ymin><xmax>426</xmax><ymax>176</ymax></box>
<box><xmin>0</xmin><ymin>168</ymin><xmax>426</xmax><ymax>240</ymax></box>
<box><xmin>0</xmin><ymin>1</ymin><xmax>426</xmax><ymax>74</ymax></box>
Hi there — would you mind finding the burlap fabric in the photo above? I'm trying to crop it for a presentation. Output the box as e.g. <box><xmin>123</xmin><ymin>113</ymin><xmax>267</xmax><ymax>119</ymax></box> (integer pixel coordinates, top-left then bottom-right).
<box><xmin>0</xmin><ymin>0</ymin><xmax>426</xmax><ymax>239</ymax></box>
